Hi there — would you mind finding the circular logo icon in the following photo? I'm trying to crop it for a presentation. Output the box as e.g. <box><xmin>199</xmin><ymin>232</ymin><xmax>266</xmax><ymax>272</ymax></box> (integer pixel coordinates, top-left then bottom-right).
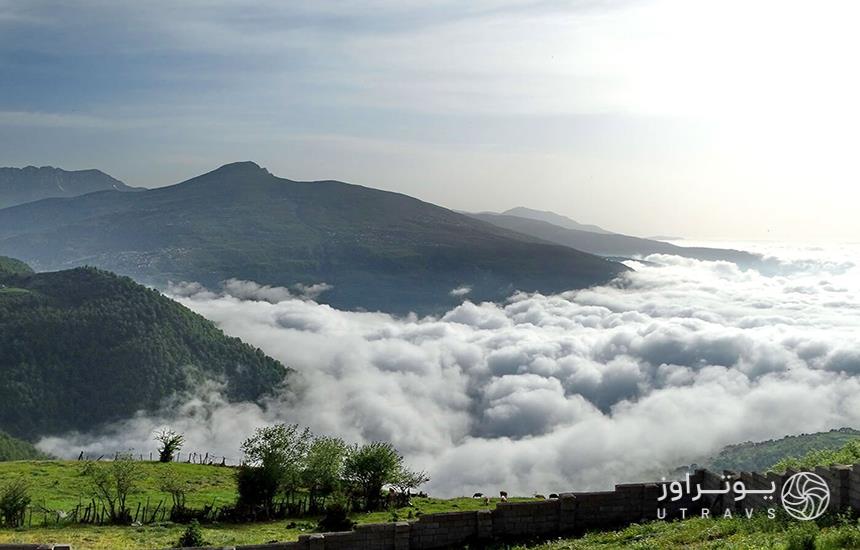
<box><xmin>781</xmin><ymin>472</ymin><xmax>830</xmax><ymax>521</ymax></box>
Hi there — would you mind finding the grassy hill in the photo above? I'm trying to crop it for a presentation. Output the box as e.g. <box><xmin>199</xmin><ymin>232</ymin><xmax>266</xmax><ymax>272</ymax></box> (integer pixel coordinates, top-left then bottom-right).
<box><xmin>705</xmin><ymin>428</ymin><xmax>860</xmax><ymax>472</ymax></box>
<box><xmin>0</xmin><ymin>162</ymin><xmax>628</xmax><ymax>314</ymax></box>
<box><xmin>0</xmin><ymin>261</ymin><xmax>290</xmax><ymax>439</ymax></box>
<box><xmin>0</xmin><ymin>166</ymin><xmax>138</xmax><ymax>209</ymax></box>
<box><xmin>0</xmin><ymin>255</ymin><xmax>34</xmax><ymax>276</ymax></box>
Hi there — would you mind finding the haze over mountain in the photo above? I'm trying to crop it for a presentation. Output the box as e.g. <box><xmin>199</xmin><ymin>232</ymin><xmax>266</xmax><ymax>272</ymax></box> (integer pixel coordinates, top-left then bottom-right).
<box><xmin>470</xmin><ymin>211</ymin><xmax>764</xmax><ymax>267</ymax></box>
<box><xmin>0</xmin><ymin>258</ymin><xmax>289</xmax><ymax>440</ymax></box>
<box><xmin>0</xmin><ymin>162</ymin><xmax>628</xmax><ymax>314</ymax></box>
<box><xmin>501</xmin><ymin>207</ymin><xmax>613</xmax><ymax>234</ymax></box>
<box><xmin>0</xmin><ymin>166</ymin><xmax>138</xmax><ymax>209</ymax></box>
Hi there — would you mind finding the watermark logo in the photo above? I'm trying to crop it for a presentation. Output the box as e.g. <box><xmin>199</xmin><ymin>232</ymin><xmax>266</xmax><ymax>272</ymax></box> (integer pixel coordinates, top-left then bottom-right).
<box><xmin>657</xmin><ymin>470</ymin><xmax>831</xmax><ymax>521</ymax></box>
<box><xmin>781</xmin><ymin>472</ymin><xmax>830</xmax><ymax>521</ymax></box>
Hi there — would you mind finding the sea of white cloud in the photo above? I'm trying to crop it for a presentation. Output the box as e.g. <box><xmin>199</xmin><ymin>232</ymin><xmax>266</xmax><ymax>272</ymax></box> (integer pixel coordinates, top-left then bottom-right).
<box><xmin>38</xmin><ymin>242</ymin><xmax>860</xmax><ymax>497</ymax></box>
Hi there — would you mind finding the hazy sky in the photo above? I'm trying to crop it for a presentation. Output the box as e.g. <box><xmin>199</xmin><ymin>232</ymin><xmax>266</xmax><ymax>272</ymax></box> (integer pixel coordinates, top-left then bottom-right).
<box><xmin>1</xmin><ymin>0</ymin><xmax>857</xmax><ymax>241</ymax></box>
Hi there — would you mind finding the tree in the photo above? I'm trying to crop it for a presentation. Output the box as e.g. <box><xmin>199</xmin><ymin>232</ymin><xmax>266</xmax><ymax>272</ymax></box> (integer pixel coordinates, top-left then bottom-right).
<box><xmin>83</xmin><ymin>454</ymin><xmax>144</xmax><ymax>524</ymax></box>
<box><xmin>391</xmin><ymin>468</ymin><xmax>430</xmax><ymax>505</ymax></box>
<box><xmin>160</xmin><ymin>468</ymin><xmax>188</xmax><ymax>510</ymax></box>
<box><xmin>155</xmin><ymin>428</ymin><xmax>184</xmax><ymax>463</ymax></box>
<box><xmin>302</xmin><ymin>436</ymin><xmax>348</xmax><ymax>512</ymax></box>
<box><xmin>343</xmin><ymin>442</ymin><xmax>404</xmax><ymax>511</ymax></box>
<box><xmin>238</xmin><ymin>424</ymin><xmax>312</xmax><ymax>515</ymax></box>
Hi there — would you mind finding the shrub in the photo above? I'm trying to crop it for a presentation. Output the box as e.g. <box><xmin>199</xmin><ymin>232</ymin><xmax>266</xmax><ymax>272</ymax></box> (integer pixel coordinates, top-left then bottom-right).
<box><xmin>82</xmin><ymin>454</ymin><xmax>144</xmax><ymax>524</ymax></box>
<box><xmin>0</xmin><ymin>478</ymin><xmax>30</xmax><ymax>527</ymax></box>
<box><xmin>318</xmin><ymin>496</ymin><xmax>354</xmax><ymax>532</ymax></box>
<box><xmin>785</xmin><ymin>523</ymin><xmax>818</xmax><ymax>550</ymax></box>
<box><xmin>177</xmin><ymin>519</ymin><xmax>206</xmax><ymax>547</ymax></box>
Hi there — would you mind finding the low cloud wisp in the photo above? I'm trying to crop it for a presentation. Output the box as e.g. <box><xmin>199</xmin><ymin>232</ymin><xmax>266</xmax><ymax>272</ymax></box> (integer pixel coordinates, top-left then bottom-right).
<box><xmin>38</xmin><ymin>244</ymin><xmax>860</xmax><ymax>497</ymax></box>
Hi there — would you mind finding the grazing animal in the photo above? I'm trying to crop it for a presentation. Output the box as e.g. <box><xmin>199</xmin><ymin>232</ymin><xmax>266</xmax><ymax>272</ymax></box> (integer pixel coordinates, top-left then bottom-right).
<box><xmin>549</xmin><ymin>493</ymin><xmax>559</xmax><ymax>499</ymax></box>
<box><xmin>473</xmin><ymin>492</ymin><xmax>483</xmax><ymax>498</ymax></box>
<box><xmin>499</xmin><ymin>490</ymin><xmax>508</xmax><ymax>502</ymax></box>
<box><xmin>483</xmin><ymin>497</ymin><xmax>490</xmax><ymax>505</ymax></box>
<box><xmin>534</xmin><ymin>494</ymin><xmax>546</xmax><ymax>500</ymax></box>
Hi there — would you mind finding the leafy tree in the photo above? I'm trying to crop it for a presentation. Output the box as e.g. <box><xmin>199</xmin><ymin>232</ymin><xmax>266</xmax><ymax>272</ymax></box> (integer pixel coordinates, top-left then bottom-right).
<box><xmin>343</xmin><ymin>442</ymin><xmax>404</xmax><ymax>511</ymax></box>
<box><xmin>155</xmin><ymin>428</ymin><xmax>184</xmax><ymax>463</ymax></box>
<box><xmin>238</xmin><ymin>424</ymin><xmax>312</xmax><ymax>514</ymax></box>
<box><xmin>303</xmin><ymin>436</ymin><xmax>348</xmax><ymax>512</ymax></box>
<box><xmin>0</xmin><ymin>478</ymin><xmax>30</xmax><ymax>527</ymax></box>
<box><xmin>83</xmin><ymin>454</ymin><xmax>144</xmax><ymax>524</ymax></box>
<box><xmin>391</xmin><ymin>468</ymin><xmax>430</xmax><ymax>504</ymax></box>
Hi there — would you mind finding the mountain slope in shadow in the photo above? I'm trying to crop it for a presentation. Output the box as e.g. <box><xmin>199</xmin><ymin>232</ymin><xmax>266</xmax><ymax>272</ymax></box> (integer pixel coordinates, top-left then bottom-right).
<box><xmin>0</xmin><ymin>162</ymin><xmax>629</xmax><ymax>314</ymax></box>
<box><xmin>0</xmin><ymin>166</ymin><xmax>138</xmax><ymax>208</ymax></box>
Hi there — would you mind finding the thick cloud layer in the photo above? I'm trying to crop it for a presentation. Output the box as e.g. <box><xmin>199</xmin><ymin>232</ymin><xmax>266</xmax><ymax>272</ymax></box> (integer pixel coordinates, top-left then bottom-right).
<box><xmin>38</xmin><ymin>243</ymin><xmax>860</xmax><ymax>497</ymax></box>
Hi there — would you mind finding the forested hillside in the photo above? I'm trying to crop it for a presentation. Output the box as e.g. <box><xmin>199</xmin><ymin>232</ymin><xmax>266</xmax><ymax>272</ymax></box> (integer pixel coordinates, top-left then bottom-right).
<box><xmin>706</xmin><ymin>428</ymin><xmax>860</xmax><ymax>472</ymax></box>
<box><xmin>0</xmin><ymin>262</ymin><xmax>290</xmax><ymax>439</ymax></box>
<box><xmin>0</xmin><ymin>430</ymin><xmax>48</xmax><ymax>461</ymax></box>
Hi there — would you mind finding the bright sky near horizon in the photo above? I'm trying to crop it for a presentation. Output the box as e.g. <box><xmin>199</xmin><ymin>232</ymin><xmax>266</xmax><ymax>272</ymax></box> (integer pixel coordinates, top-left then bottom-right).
<box><xmin>1</xmin><ymin>0</ymin><xmax>857</xmax><ymax>241</ymax></box>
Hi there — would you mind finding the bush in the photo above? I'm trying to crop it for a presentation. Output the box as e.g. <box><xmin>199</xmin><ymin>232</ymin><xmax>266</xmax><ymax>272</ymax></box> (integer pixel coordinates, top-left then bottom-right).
<box><xmin>818</xmin><ymin>525</ymin><xmax>860</xmax><ymax>550</ymax></box>
<box><xmin>318</xmin><ymin>496</ymin><xmax>354</xmax><ymax>533</ymax></box>
<box><xmin>82</xmin><ymin>455</ymin><xmax>144</xmax><ymax>524</ymax></box>
<box><xmin>177</xmin><ymin>519</ymin><xmax>206</xmax><ymax>547</ymax></box>
<box><xmin>785</xmin><ymin>523</ymin><xmax>818</xmax><ymax>550</ymax></box>
<box><xmin>0</xmin><ymin>478</ymin><xmax>30</xmax><ymax>527</ymax></box>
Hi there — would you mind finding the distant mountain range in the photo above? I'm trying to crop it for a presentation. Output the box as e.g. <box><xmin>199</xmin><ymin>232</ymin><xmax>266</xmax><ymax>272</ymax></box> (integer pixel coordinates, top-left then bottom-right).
<box><xmin>0</xmin><ymin>257</ymin><xmax>289</xmax><ymax>439</ymax></box>
<box><xmin>469</xmin><ymin>210</ymin><xmax>764</xmax><ymax>267</ymax></box>
<box><xmin>500</xmin><ymin>207</ymin><xmax>613</xmax><ymax>234</ymax></box>
<box><xmin>0</xmin><ymin>166</ymin><xmax>138</xmax><ymax>208</ymax></box>
<box><xmin>0</xmin><ymin>162</ymin><xmax>629</xmax><ymax>314</ymax></box>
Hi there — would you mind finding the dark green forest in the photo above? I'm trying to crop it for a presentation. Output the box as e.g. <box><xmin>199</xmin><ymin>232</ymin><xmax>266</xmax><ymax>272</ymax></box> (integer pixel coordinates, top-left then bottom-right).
<box><xmin>0</xmin><ymin>260</ymin><xmax>290</xmax><ymax>439</ymax></box>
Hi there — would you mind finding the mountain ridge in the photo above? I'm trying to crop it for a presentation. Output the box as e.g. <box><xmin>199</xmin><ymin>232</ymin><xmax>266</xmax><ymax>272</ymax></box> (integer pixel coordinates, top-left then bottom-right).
<box><xmin>0</xmin><ymin>165</ymin><xmax>139</xmax><ymax>208</ymax></box>
<box><xmin>0</xmin><ymin>162</ymin><xmax>629</xmax><ymax>314</ymax></box>
<box><xmin>469</xmin><ymin>211</ymin><xmax>765</xmax><ymax>267</ymax></box>
<box><xmin>501</xmin><ymin>206</ymin><xmax>613</xmax><ymax>234</ymax></box>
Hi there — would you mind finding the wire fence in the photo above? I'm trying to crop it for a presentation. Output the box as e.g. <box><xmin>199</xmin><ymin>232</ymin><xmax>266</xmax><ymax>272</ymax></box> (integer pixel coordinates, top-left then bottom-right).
<box><xmin>76</xmin><ymin>449</ymin><xmax>243</xmax><ymax>467</ymax></box>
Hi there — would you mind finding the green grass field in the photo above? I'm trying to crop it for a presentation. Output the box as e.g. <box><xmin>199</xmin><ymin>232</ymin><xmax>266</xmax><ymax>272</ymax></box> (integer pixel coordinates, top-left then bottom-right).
<box><xmin>0</xmin><ymin>460</ymin><xmax>532</xmax><ymax>549</ymax></box>
<box><xmin>0</xmin><ymin>460</ymin><xmax>237</xmax><ymax>513</ymax></box>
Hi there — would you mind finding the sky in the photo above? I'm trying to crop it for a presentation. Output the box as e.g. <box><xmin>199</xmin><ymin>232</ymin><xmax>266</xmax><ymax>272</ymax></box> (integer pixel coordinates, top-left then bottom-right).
<box><xmin>1</xmin><ymin>0</ymin><xmax>858</xmax><ymax>241</ymax></box>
